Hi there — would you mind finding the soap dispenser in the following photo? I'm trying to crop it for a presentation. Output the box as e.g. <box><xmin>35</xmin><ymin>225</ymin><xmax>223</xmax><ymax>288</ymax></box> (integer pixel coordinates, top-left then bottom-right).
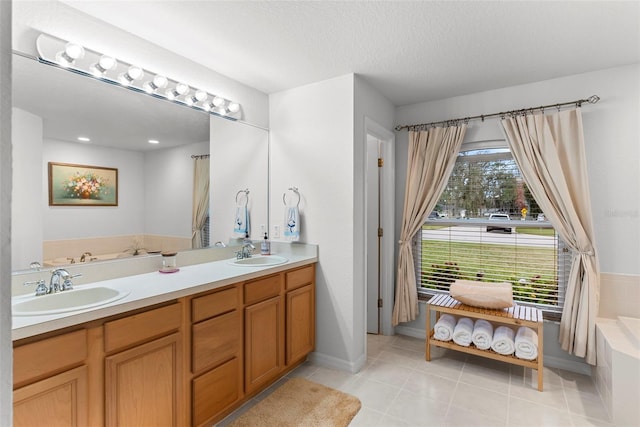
<box><xmin>261</xmin><ymin>232</ymin><xmax>271</xmax><ymax>255</ymax></box>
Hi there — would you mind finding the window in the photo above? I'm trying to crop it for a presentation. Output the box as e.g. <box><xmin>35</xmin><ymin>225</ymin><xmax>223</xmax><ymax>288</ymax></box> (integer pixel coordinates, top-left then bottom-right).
<box><xmin>415</xmin><ymin>143</ymin><xmax>570</xmax><ymax>314</ymax></box>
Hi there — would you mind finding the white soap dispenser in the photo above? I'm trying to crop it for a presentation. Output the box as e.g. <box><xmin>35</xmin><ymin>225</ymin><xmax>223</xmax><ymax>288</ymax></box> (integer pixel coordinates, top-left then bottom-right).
<box><xmin>261</xmin><ymin>232</ymin><xmax>271</xmax><ymax>255</ymax></box>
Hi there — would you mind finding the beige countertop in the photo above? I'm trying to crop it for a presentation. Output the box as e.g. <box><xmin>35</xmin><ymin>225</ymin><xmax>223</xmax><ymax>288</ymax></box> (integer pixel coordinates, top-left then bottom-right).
<box><xmin>12</xmin><ymin>244</ymin><xmax>317</xmax><ymax>341</ymax></box>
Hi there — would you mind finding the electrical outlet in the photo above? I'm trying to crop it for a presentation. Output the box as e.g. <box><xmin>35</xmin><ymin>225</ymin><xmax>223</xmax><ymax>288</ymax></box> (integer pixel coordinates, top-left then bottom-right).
<box><xmin>273</xmin><ymin>225</ymin><xmax>280</xmax><ymax>238</ymax></box>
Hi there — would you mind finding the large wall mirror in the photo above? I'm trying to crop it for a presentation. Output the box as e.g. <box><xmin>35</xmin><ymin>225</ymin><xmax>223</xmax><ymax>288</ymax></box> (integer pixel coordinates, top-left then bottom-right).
<box><xmin>11</xmin><ymin>53</ymin><xmax>269</xmax><ymax>272</ymax></box>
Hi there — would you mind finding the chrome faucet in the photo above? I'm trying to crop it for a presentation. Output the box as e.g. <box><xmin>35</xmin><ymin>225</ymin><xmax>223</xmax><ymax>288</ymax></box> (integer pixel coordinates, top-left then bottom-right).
<box><xmin>80</xmin><ymin>252</ymin><xmax>92</xmax><ymax>262</ymax></box>
<box><xmin>48</xmin><ymin>268</ymin><xmax>82</xmax><ymax>293</ymax></box>
<box><xmin>236</xmin><ymin>239</ymin><xmax>255</xmax><ymax>259</ymax></box>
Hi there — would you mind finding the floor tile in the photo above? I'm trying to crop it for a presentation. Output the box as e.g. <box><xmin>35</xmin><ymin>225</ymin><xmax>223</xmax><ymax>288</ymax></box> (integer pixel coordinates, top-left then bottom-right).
<box><xmin>358</xmin><ymin>359</ymin><xmax>414</xmax><ymax>388</ymax></box>
<box><xmin>402</xmin><ymin>370</ymin><xmax>458</xmax><ymax>403</ymax></box>
<box><xmin>565</xmin><ymin>390</ymin><xmax>611</xmax><ymax>423</ymax></box>
<box><xmin>343</xmin><ymin>376</ymin><xmax>402</xmax><ymax>414</ymax></box>
<box><xmin>507</xmin><ymin>396</ymin><xmax>573</xmax><ymax>426</ymax></box>
<box><xmin>449</xmin><ymin>382</ymin><xmax>509</xmax><ymax>422</ymax></box>
<box><xmin>386</xmin><ymin>388</ymin><xmax>448</xmax><ymax>425</ymax></box>
<box><xmin>444</xmin><ymin>405</ymin><xmax>506</xmax><ymax>427</ymax></box>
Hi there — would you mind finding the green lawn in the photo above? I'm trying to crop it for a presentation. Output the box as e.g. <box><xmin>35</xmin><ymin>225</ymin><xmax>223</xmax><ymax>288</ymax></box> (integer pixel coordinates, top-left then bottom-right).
<box><xmin>419</xmin><ymin>239</ymin><xmax>559</xmax><ymax>305</ymax></box>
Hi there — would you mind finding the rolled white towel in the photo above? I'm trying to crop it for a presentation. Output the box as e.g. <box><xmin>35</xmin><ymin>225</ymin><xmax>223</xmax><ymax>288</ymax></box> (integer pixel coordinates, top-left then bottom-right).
<box><xmin>433</xmin><ymin>314</ymin><xmax>456</xmax><ymax>341</ymax></box>
<box><xmin>453</xmin><ymin>317</ymin><xmax>474</xmax><ymax>347</ymax></box>
<box><xmin>491</xmin><ymin>326</ymin><xmax>515</xmax><ymax>355</ymax></box>
<box><xmin>471</xmin><ymin>319</ymin><xmax>494</xmax><ymax>350</ymax></box>
<box><xmin>515</xmin><ymin>326</ymin><xmax>539</xmax><ymax>360</ymax></box>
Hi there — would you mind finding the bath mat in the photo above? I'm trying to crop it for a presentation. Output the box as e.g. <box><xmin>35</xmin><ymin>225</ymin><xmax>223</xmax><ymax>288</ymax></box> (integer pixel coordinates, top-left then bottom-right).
<box><xmin>228</xmin><ymin>377</ymin><xmax>361</xmax><ymax>427</ymax></box>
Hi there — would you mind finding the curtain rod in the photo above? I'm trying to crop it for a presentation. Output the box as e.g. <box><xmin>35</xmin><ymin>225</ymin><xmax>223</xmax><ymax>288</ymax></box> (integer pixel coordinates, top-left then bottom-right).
<box><xmin>394</xmin><ymin>95</ymin><xmax>600</xmax><ymax>132</ymax></box>
<box><xmin>191</xmin><ymin>154</ymin><xmax>210</xmax><ymax>159</ymax></box>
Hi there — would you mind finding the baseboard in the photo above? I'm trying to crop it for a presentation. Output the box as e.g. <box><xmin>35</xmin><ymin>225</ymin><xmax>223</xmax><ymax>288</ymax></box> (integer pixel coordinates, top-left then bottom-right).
<box><xmin>544</xmin><ymin>354</ymin><xmax>592</xmax><ymax>376</ymax></box>
<box><xmin>395</xmin><ymin>325</ymin><xmax>426</xmax><ymax>340</ymax></box>
<box><xmin>308</xmin><ymin>351</ymin><xmax>367</xmax><ymax>374</ymax></box>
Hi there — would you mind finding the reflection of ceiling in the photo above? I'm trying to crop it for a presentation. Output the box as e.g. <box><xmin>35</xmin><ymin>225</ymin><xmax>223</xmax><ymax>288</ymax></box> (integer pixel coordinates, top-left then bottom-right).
<box><xmin>61</xmin><ymin>1</ymin><xmax>640</xmax><ymax>106</ymax></box>
<box><xmin>12</xmin><ymin>54</ymin><xmax>209</xmax><ymax>151</ymax></box>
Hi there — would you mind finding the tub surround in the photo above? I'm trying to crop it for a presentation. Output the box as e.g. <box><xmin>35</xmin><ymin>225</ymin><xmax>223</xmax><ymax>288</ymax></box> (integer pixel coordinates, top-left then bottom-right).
<box><xmin>12</xmin><ymin>242</ymin><xmax>317</xmax><ymax>341</ymax></box>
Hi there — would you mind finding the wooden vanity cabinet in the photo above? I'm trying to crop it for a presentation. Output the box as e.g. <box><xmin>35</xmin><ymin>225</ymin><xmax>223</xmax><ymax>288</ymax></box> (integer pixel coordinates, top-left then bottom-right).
<box><xmin>189</xmin><ymin>285</ymin><xmax>243</xmax><ymax>427</ymax></box>
<box><xmin>13</xmin><ymin>329</ymin><xmax>88</xmax><ymax>427</ymax></box>
<box><xmin>285</xmin><ymin>264</ymin><xmax>316</xmax><ymax>366</ymax></box>
<box><xmin>103</xmin><ymin>303</ymin><xmax>183</xmax><ymax>427</ymax></box>
<box><xmin>243</xmin><ymin>274</ymin><xmax>285</xmax><ymax>395</ymax></box>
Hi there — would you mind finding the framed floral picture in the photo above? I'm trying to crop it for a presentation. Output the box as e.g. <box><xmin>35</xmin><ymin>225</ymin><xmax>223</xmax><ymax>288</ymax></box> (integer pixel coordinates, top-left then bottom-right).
<box><xmin>48</xmin><ymin>162</ymin><xmax>118</xmax><ymax>206</ymax></box>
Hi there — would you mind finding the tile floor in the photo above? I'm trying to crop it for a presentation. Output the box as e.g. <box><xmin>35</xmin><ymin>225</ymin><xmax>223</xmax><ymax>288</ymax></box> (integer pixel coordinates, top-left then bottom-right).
<box><xmin>218</xmin><ymin>334</ymin><xmax>612</xmax><ymax>426</ymax></box>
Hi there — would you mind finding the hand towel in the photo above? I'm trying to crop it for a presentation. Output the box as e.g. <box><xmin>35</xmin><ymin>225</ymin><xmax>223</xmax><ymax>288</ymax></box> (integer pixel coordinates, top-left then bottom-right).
<box><xmin>453</xmin><ymin>317</ymin><xmax>474</xmax><ymax>347</ymax></box>
<box><xmin>433</xmin><ymin>314</ymin><xmax>456</xmax><ymax>341</ymax></box>
<box><xmin>471</xmin><ymin>319</ymin><xmax>494</xmax><ymax>350</ymax></box>
<box><xmin>284</xmin><ymin>206</ymin><xmax>300</xmax><ymax>241</ymax></box>
<box><xmin>233</xmin><ymin>206</ymin><xmax>250</xmax><ymax>237</ymax></box>
<box><xmin>491</xmin><ymin>326</ymin><xmax>515</xmax><ymax>355</ymax></box>
<box><xmin>515</xmin><ymin>326</ymin><xmax>539</xmax><ymax>360</ymax></box>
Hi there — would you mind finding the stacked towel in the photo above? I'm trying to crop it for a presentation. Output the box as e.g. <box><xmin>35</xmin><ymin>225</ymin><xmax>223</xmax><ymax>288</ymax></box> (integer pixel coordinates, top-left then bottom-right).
<box><xmin>233</xmin><ymin>206</ymin><xmax>250</xmax><ymax>237</ymax></box>
<box><xmin>433</xmin><ymin>314</ymin><xmax>456</xmax><ymax>341</ymax></box>
<box><xmin>491</xmin><ymin>326</ymin><xmax>515</xmax><ymax>355</ymax></box>
<box><xmin>471</xmin><ymin>319</ymin><xmax>494</xmax><ymax>350</ymax></box>
<box><xmin>453</xmin><ymin>317</ymin><xmax>474</xmax><ymax>347</ymax></box>
<box><xmin>515</xmin><ymin>326</ymin><xmax>539</xmax><ymax>360</ymax></box>
<box><xmin>284</xmin><ymin>206</ymin><xmax>300</xmax><ymax>241</ymax></box>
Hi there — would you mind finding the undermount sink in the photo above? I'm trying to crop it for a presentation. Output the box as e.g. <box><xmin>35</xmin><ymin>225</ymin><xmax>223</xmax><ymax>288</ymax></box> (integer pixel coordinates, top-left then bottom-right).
<box><xmin>228</xmin><ymin>255</ymin><xmax>289</xmax><ymax>267</ymax></box>
<box><xmin>13</xmin><ymin>286</ymin><xmax>130</xmax><ymax>316</ymax></box>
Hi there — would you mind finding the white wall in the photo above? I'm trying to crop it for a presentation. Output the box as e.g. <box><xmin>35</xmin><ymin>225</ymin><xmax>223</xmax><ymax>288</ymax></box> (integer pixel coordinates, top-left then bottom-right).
<box><xmin>43</xmin><ymin>139</ymin><xmax>145</xmax><ymax>240</ymax></box>
<box><xmin>12</xmin><ymin>108</ymin><xmax>43</xmax><ymax>269</ymax></box>
<box><xmin>12</xmin><ymin>0</ymin><xmax>269</xmax><ymax>128</ymax></box>
<box><xmin>270</xmin><ymin>75</ymin><xmax>357</xmax><ymax>369</ymax></box>
<box><xmin>0</xmin><ymin>1</ymin><xmax>12</xmax><ymax>423</ymax></box>
<box><xmin>394</xmin><ymin>64</ymin><xmax>640</xmax><ymax>372</ymax></box>
<box><xmin>210</xmin><ymin>116</ymin><xmax>269</xmax><ymax>244</ymax></box>
<box><xmin>144</xmin><ymin>140</ymin><xmax>208</xmax><ymax>239</ymax></box>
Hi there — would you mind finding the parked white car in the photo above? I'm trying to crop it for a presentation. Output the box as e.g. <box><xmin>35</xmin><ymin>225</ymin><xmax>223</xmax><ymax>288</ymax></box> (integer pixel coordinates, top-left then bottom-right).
<box><xmin>486</xmin><ymin>213</ymin><xmax>512</xmax><ymax>233</ymax></box>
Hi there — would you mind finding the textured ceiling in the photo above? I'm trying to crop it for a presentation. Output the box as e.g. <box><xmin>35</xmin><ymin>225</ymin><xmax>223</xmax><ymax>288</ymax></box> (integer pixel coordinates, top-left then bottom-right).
<box><xmin>61</xmin><ymin>1</ymin><xmax>640</xmax><ymax>106</ymax></box>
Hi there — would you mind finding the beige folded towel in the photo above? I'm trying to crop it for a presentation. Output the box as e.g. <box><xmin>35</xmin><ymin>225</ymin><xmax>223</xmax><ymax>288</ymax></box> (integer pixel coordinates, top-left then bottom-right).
<box><xmin>449</xmin><ymin>280</ymin><xmax>513</xmax><ymax>309</ymax></box>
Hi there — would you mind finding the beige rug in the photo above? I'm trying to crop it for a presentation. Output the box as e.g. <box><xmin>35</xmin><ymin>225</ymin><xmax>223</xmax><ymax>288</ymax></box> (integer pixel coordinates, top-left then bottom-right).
<box><xmin>229</xmin><ymin>378</ymin><xmax>362</xmax><ymax>427</ymax></box>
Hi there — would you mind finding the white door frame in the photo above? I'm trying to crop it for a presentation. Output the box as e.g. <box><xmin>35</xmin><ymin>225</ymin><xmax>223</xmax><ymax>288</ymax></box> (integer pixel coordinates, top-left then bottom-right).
<box><xmin>364</xmin><ymin>117</ymin><xmax>395</xmax><ymax>336</ymax></box>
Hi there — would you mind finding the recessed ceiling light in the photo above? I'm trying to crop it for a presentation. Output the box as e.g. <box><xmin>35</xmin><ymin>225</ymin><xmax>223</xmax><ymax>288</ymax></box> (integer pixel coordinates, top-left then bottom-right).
<box><xmin>148</xmin><ymin>139</ymin><xmax>159</xmax><ymax>144</ymax></box>
<box><xmin>77</xmin><ymin>136</ymin><xmax>90</xmax><ymax>142</ymax></box>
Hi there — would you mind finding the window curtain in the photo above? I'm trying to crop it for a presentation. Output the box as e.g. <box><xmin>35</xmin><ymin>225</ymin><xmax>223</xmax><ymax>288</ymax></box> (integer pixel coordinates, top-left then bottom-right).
<box><xmin>392</xmin><ymin>126</ymin><xmax>467</xmax><ymax>325</ymax></box>
<box><xmin>500</xmin><ymin>109</ymin><xmax>599</xmax><ymax>364</ymax></box>
<box><xmin>192</xmin><ymin>157</ymin><xmax>210</xmax><ymax>249</ymax></box>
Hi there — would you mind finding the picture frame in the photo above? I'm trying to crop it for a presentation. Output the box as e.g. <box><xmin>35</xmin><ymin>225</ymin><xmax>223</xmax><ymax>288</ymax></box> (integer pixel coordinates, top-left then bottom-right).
<box><xmin>48</xmin><ymin>162</ymin><xmax>118</xmax><ymax>206</ymax></box>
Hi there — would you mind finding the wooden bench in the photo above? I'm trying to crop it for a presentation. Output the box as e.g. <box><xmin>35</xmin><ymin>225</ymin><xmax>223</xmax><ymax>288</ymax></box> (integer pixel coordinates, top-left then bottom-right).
<box><xmin>426</xmin><ymin>294</ymin><xmax>544</xmax><ymax>391</ymax></box>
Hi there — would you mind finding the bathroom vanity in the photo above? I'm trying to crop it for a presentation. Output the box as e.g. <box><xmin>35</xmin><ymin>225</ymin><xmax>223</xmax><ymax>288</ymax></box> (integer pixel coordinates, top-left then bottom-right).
<box><xmin>12</xmin><ymin>251</ymin><xmax>316</xmax><ymax>427</ymax></box>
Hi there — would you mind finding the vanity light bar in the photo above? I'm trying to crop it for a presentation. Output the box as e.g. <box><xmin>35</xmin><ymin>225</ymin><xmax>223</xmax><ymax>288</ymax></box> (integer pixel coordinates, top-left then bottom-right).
<box><xmin>35</xmin><ymin>33</ymin><xmax>242</xmax><ymax>119</ymax></box>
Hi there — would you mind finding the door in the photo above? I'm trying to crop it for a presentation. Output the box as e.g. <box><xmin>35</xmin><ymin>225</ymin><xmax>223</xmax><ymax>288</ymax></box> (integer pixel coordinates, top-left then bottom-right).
<box><xmin>366</xmin><ymin>136</ymin><xmax>381</xmax><ymax>334</ymax></box>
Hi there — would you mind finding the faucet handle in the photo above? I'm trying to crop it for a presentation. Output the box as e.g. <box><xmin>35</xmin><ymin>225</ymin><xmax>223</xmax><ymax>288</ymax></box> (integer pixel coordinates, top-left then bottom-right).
<box><xmin>24</xmin><ymin>279</ymin><xmax>49</xmax><ymax>296</ymax></box>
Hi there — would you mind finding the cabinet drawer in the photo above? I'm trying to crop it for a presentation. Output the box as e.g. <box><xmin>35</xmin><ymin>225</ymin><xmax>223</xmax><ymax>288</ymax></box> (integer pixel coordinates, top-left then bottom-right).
<box><xmin>104</xmin><ymin>303</ymin><xmax>182</xmax><ymax>353</ymax></box>
<box><xmin>285</xmin><ymin>264</ymin><xmax>315</xmax><ymax>291</ymax></box>
<box><xmin>14</xmin><ymin>329</ymin><xmax>87</xmax><ymax>386</ymax></box>
<box><xmin>244</xmin><ymin>274</ymin><xmax>281</xmax><ymax>305</ymax></box>
<box><xmin>192</xmin><ymin>286</ymin><xmax>239</xmax><ymax>323</ymax></box>
<box><xmin>192</xmin><ymin>357</ymin><xmax>240</xmax><ymax>427</ymax></box>
<box><xmin>192</xmin><ymin>310</ymin><xmax>241</xmax><ymax>374</ymax></box>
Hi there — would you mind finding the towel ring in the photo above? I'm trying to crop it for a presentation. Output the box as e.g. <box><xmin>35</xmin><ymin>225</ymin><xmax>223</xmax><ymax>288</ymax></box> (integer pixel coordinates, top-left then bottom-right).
<box><xmin>236</xmin><ymin>189</ymin><xmax>249</xmax><ymax>206</ymax></box>
<box><xmin>283</xmin><ymin>186</ymin><xmax>300</xmax><ymax>207</ymax></box>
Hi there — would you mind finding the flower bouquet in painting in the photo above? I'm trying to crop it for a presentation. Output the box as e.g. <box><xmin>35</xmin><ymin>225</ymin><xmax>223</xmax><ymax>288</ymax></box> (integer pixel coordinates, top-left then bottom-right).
<box><xmin>49</xmin><ymin>162</ymin><xmax>118</xmax><ymax>206</ymax></box>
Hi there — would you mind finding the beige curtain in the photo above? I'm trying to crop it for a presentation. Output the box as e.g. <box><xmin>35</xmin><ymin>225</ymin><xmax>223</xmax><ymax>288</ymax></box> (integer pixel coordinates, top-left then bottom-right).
<box><xmin>392</xmin><ymin>126</ymin><xmax>467</xmax><ymax>325</ymax></box>
<box><xmin>501</xmin><ymin>109</ymin><xmax>599</xmax><ymax>364</ymax></box>
<box><xmin>192</xmin><ymin>157</ymin><xmax>210</xmax><ymax>249</ymax></box>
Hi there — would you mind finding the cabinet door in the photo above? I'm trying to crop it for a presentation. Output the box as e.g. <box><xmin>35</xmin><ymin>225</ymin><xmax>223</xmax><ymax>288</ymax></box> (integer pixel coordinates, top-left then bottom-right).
<box><xmin>105</xmin><ymin>333</ymin><xmax>182</xmax><ymax>427</ymax></box>
<box><xmin>286</xmin><ymin>284</ymin><xmax>315</xmax><ymax>365</ymax></box>
<box><xmin>192</xmin><ymin>357</ymin><xmax>240</xmax><ymax>427</ymax></box>
<box><xmin>244</xmin><ymin>295</ymin><xmax>283</xmax><ymax>394</ymax></box>
<box><xmin>14</xmin><ymin>365</ymin><xmax>88</xmax><ymax>427</ymax></box>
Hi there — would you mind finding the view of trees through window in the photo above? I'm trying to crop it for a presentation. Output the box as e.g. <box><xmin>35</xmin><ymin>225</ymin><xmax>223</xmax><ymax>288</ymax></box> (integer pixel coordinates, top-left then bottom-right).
<box><xmin>417</xmin><ymin>147</ymin><xmax>567</xmax><ymax>312</ymax></box>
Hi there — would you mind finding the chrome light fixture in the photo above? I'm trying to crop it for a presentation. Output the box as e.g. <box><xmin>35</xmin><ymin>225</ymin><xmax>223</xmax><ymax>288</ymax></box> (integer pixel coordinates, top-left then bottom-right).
<box><xmin>36</xmin><ymin>33</ymin><xmax>242</xmax><ymax>119</ymax></box>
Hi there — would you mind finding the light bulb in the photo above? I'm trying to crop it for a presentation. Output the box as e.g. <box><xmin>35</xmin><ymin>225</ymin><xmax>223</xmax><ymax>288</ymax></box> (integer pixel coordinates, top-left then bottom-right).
<box><xmin>212</xmin><ymin>96</ymin><xmax>225</xmax><ymax>107</ymax></box>
<box><xmin>143</xmin><ymin>75</ymin><xmax>168</xmax><ymax>93</ymax></box>
<box><xmin>203</xmin><ymin>103</ymin><xmax>212</xmax><ymax>112</ymax></box>
<box><xmin>175</xmin><ymin>83</ymin><xmax>189</xmax><ymax>96</ymax></box>
<box><xmin>55</xmin><ymin>42</ymin><xmax>85</xmax><ymax>66</ymax></box>
<box><xmin>194</xmin><ymin>90</ymin><xmax>208</xmax><ymax>102</ymax></box>
<box><xmin>165</xmin><ymin>89</ymin><xmax>176</xmax><ymax>100</ymax></box>
<box><xmin>227</xmin><ymin>102</ymin><xmax>240</xmax><ymax>113</ymax></box>
<box><xmin>185</xmin><ymin>97</ymin><xmax>194</xmax><ymax>106</ymax></box>
<box><xmin>118</xmin><ymin>66</ymin><xmax>144</xmax><ymax>86</ymax></box>
<box><xmin>90</xmin><ymin>55</ymin><xmax>117</xmax><ymax>76</ymax></box>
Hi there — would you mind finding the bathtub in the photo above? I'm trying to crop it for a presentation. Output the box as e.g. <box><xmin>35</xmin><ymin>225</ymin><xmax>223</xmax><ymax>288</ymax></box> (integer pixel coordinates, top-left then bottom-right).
<box><xmin>595</xmin><ymin>316</ymin><xmax>640</xmax><ymax>426</ymax></box>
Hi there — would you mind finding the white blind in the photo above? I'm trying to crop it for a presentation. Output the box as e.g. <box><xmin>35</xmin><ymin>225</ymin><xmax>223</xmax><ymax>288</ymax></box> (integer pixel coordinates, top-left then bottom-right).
<box><xmin>414</xmin><ymin>220</ymin><xmax>569</xmax><ymax>312</ymax></box>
